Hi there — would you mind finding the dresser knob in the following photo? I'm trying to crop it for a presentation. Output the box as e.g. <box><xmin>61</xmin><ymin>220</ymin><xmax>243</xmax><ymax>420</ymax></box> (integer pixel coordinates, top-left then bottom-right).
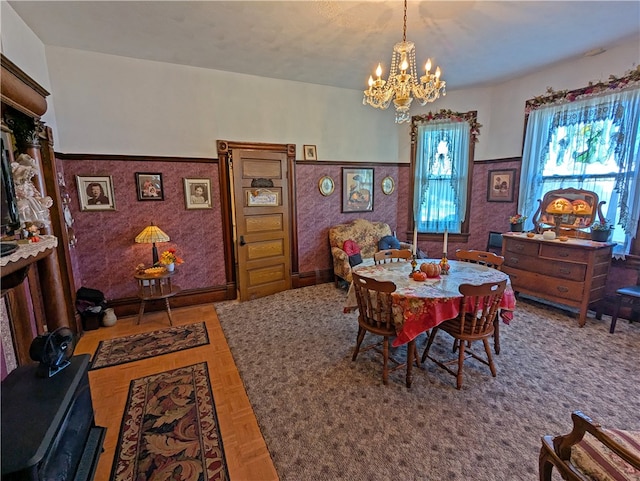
<box><xmin>559</xmin><ymin>268</ymin><xmax>571</xmax><ymax>274</ymax></box>
<box><xmin>559</xmin><ymin>252</ymin><xmax>569</xmax><ymax>257</ymax></box>
<box><xmin>557</xmin><ymin>286</ymin><xmax>569</xmax><ymax>293</ymax></box>
<box><xmin>509</xmin><ymin>257</ymin><xmax>519</xmax><ymax>264</ymax></box>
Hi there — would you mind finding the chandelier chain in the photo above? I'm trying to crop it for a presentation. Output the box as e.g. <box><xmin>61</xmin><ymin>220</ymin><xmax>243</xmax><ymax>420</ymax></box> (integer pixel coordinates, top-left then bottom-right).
<box><xmin>403</xmin><ymin>0</ymin><xmax>407</xmax><ymax>43</ymax></box>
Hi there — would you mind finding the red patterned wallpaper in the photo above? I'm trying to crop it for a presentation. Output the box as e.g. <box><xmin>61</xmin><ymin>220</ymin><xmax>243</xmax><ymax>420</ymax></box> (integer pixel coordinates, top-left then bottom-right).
<box><xmin>59</xmin><ymin>156</ymin><xmax>522</xmax><ymax>302</ymax></box>
<box><xmin>60</xmin><ymin>158</ymin><xmax>225</xmax><ymax>300</ymax></box>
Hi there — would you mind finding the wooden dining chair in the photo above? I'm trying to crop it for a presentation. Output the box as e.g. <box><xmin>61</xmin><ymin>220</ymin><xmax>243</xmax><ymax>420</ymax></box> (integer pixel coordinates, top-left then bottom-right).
<box><xmin>455</xmin><ymin>249</ymin><xmax>506</xmax><ymax>354</ymax></box>
<box><xmin>374</xmin><ymin>248</ymin><xmax>412</xmax><ymax>265</ymax></box>
<box><xmin>455</xmin><ymin>249</ymin><xmax>504</xmax><ymax>270</ymax></box>
<box><xmin>351</xmin><ymin>272</ymin><xmax>419</xmax><ymax>387</ymax></box>
<box><xmin>421</xmin><ymin>279</ymin><xmax>507</xmax><ymax>389</ymax></box>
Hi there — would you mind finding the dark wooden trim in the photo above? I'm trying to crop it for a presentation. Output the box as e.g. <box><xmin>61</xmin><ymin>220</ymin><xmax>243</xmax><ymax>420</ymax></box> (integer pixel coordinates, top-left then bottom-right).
<box><xmin>296</xmin><ymin>160</ymin><xmax>410</xmax><ymax>167</ymax></box>
<box><xmin>56</xmin><ymin>152</ymin><xmax>217</xmax><ymax>163</ymax></box>
<box><xmin>474</xmin><ymin>157</ymin><xmax>522</xmax><ymax>165</ymax></box>
<box><xmin>216</xmin><ymin>142</ymin><xmax>236</xmax><ymax>289</ymax></box>
<box><xmin>292</xmin><ymin>269</ymin><xmax>334</xmax><ymax>288</ymax></box>
<box><xmin>1</xmin><ymin>54</ymin><xmax>49</xmax><ymax>119</ymax></box>
<box><xmin>286</xmin><ymin>144</ymin><xmax>299</xmax><ymax>273</ymax></box>
<box><xmin>108</xmin><ymin>285</ymin><xmax>234</xmax><ymax>318</ymax></box>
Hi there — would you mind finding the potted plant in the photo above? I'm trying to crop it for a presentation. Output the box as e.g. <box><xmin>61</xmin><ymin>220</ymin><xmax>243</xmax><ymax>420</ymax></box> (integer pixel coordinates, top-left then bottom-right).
<box><xmin>509</xmin><ymin>214</ymin><xmax>527</xmax><ymax>232</ymax></box>
<box><xmin>590</xmin><ymin>220</ymin><xmax>613</xmax><ymax>242</ymax></box>
<box><xmin>158</xmin><ymin>248</ymin><xmax>184</xmax><ymax>271</ymax></box>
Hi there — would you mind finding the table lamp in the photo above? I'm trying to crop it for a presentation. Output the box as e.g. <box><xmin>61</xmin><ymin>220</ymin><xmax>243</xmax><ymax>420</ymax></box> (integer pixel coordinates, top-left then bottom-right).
<box><xmin>135</xmin><ymin>222</ymin><xmax>170</xmax><ymax>265</ymax></box>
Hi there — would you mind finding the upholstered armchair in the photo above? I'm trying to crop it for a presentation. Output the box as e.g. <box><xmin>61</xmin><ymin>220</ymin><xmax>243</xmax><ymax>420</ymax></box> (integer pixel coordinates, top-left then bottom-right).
<box><xmin>328</xmin><ymin>219</ymin><xmax>412</xmax><ymax>285</ymax></box>
<box><xmin>539</xmin><ymin>411</ymin><xmax>640</xmax><ymax>481</ymax></box>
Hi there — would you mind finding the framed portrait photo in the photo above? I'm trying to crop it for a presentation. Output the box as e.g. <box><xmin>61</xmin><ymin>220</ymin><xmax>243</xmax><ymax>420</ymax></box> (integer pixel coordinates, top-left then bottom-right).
<box><xmin>76</xmin><ymin>175</ymin><xmax>116</xmax><ymax>211</ymax></box>
<box><xmin>381</xmin><ymin>176</ymin><xmax>395</xmax><ymax>195</ymax></box>
<box><xmin>303</xmin><ymin>145</ymin><xmax>317</xmax><ymax>161</ymax></box>
<box><xmin>487</xmin><ymin>169</ymin><xmax>516</xmax><ymax>202</ymax></box>
<box><xmin>342</xmin><ymin>167</ymin><xmax>374</xmax><ymax>213</ymax></box>
<box><xmin>184</xmin><ymin>178</ymin><xmax>213</xmax><ymax>209</ymax></box>
<box><xmin>135</xmin><ymin>172</ymin><xmax>164</xmax><ymax>201</ymax></box>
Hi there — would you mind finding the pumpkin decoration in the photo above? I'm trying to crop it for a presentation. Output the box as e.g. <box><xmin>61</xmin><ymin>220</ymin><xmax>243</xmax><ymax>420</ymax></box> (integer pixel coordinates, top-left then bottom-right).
<box><xmin>412</xmin><ymin>271</ymin><xmax>427</xmax><ymax>281</ymax></box>
<box><xmin>420</xmin><ymin>262</ymin><xmax>441</xmax><ymax>278</ymax></box>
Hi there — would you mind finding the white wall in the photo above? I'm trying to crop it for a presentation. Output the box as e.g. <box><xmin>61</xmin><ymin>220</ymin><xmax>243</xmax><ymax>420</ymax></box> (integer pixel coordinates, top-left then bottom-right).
<box><xmin>0</xmin><ymin>1</ymin><xmax>58</xmax><ymax>134</ymax></box>
<box><xmin>3</xmin><ymin>2</ymin><xmax>639</xmax><ymax>163</ymax></box>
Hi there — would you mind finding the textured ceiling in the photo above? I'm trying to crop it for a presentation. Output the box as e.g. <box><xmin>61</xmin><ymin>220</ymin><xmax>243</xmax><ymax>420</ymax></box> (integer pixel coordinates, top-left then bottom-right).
<box><xmin>7</xmin><ymin>1</ymin><xmax>640</xmax><ymax>91</ymax></box>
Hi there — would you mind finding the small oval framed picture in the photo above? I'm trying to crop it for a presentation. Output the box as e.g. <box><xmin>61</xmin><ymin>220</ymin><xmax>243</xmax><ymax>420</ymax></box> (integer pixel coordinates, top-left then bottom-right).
<box><xmin>318</xmin><ymin>176</ymin><xmax>335</xmax><ymax>196</ymax></box>
<box><xmin>381</xmin><ymin>176</ymin><xmax>395</xmax><ymax>195</ymax></box>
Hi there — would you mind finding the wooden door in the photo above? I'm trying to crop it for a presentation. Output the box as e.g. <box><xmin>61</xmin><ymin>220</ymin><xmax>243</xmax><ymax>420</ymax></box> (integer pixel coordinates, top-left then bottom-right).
<box><xmin>233</xmin><ymin>149</ymin><xmax>291</xmax><ymax>301</ymax></box>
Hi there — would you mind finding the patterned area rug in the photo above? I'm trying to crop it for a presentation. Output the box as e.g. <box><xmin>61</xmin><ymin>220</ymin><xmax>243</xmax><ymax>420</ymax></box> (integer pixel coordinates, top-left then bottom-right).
<box><xmin>90</xmin><ymin>322</ymin><xmax>209</xmax><ymax>370</ymax></box>
<box><xmin>110</xmin><ymin>362</ymin><xmax>229</xmax><ymax>481</ymax></box>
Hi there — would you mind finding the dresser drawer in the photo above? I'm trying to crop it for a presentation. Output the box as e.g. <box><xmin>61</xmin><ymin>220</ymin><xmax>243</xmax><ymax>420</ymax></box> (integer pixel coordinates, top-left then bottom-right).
<box><xmin>504</xmin><ymin>253</ymin><xmax>586</xmax><ymax>281</ymax></box>
<box><xmin>504</xmin><ymin>239</ymin><xmax>539</xmax><ymax>257</ymax></box>
<box><xmin>504</xmin><ymin>267</ymin><xmax>584</xmax><ymax>302</ymax></box>
<box><xmin>539</xmin><ymin>244</ymin><xmax>590</xmax><ymax>263</ymax></box>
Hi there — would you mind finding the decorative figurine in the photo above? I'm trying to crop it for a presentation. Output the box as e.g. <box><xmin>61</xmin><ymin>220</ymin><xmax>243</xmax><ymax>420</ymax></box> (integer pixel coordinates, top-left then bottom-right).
<box><xmin>409</xmin><ymin>255</ymin><xmax>418</xmax><ymax>276</ymax></box>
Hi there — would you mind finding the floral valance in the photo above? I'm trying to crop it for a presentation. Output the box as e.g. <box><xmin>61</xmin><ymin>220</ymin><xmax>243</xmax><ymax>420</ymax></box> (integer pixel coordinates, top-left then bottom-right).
<box><xmin>525</xmin><ymin>65</ymin><xmax>640</xmax><ymax>114</ymax></box>
<box><xmin>411</xmin><ymin>109</ymin><xmax>482</xmax><ymax>143</ymax></box>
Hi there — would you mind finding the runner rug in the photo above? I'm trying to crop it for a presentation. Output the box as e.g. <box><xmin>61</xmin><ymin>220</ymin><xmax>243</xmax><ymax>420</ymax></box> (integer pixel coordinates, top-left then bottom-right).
<box><xmin>90</xmin><ymin>322</ymin><xmax>209</xmax><ymax>370</ymax></box>
<box><xmin>110</xmin><ymin>362</ymin><xmax>229</xmax><ymax>481</ymax></box>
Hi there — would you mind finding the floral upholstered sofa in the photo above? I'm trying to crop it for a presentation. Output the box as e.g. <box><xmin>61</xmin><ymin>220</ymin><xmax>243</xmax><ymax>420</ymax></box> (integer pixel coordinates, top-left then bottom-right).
<box><xmin>329</xmin><ymin>219</ymin><xmax>412</xmax><ymax>285</ymax></box>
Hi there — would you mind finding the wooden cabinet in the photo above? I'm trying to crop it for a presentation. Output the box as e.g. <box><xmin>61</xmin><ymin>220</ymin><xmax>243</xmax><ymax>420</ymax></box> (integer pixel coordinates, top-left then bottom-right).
<box><xmin>502</xmin><ymin>232</ymin><xmax>613</xmax><ymax>326</ymax></box>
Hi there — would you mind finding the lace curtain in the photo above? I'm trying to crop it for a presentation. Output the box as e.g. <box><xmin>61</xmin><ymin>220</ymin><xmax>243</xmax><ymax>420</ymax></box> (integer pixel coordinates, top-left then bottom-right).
<box><xmin>414</xmin><ymin>121</ymin><xmax>470</xmax><ymax>233</ymax></box>
<box><xmin>520</xmin><ymin>87</ymin><xmax>640</xmax><ymax>257</ymax></box>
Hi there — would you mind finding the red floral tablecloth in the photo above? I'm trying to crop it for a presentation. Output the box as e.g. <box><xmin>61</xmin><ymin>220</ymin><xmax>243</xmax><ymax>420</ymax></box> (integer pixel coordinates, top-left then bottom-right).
<box><xmin>344</xmin><ymin>259</ymin><xmax>516</xmax><ymax>347</ymax></box>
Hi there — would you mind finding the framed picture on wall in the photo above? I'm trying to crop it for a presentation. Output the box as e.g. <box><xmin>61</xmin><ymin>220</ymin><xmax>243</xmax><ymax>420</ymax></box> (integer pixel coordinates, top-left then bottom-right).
<box><xmin>303</xmin><ymin>145</ymin><xmax>317</xmax><ymax>160</ymax></box>
<box><xmin>342</xmin><ymin>167</ymin><xmax>373</xmax><ymax>213</ymax></box>
<box><xmin>76</xmin><ymin>175</ymin><xmax>116</xmax><ymax>211</ymax></box>
<box><xmin>487</xmin><ymin>169</ymin><xmax>516</xmax><ymax>202</ymax></box>
<box><xmin>135</xmin><ymin>172</ymin><xmax>164</xmax><ymax>201</ymax></box>
<box><xmin>184</xmin><ymin>178</ymin><xmax>213</xmax><ymax>209</ymax></box>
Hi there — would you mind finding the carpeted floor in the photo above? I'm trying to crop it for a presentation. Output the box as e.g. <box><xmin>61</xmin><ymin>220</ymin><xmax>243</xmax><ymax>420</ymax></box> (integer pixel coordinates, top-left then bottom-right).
<box><xmin>90</xmin><ymin>322</ymin><xmax>209</xmax><ymax>370</ymax></box>
<box><xmin>215</xmin><ymin>283</ymin><xmax>640</xmax><ymax>481</ymax></box>
<box><xmin>110</xmin><ymin>362</ymin><xmax>228</xmax><ymax>481</ymax></box>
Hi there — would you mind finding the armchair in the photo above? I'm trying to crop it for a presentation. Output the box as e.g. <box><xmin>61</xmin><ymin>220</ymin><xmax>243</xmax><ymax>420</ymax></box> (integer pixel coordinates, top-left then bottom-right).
<box><xmin>539</xmin><ymin>411</ymin><xmax>640</xmax><ymax>481</ymax></box>
<box><xmin>328</xmin><ymin>219</ymin><xmax>411</xmax><ymax>285</ymax></box>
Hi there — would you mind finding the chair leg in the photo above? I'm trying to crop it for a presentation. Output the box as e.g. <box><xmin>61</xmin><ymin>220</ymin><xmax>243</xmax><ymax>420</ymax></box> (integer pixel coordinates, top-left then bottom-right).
<box><xmin>421</xmin><ymin>328</ymin><xmax>439</xmax><ymax>363</ymax></box>
<box><xmin>538</xmin><ymin>449</ymin><xmax>554</xmax><ymax>481</ymax></box>
<box><xmin>456</xmin><ymin>340</ymin><xmax>465</xmax><ymax>389</ymax></box>
<box><xmin>610</xmin><ymin>295</ymin><xmax>623</xmax><ymax>334</ymax></box>
<box><xmin>352</xmin><ymin>327</ymin><xmax>366</xmax><ymax>361</ymax></box>
<box><xmin>382</xmin><ymin>336</ymin><xmax>389</xmax><ymax>385</ymax></box>
<box><xmin>493</xmin><ymin>317</ymin><xmax>501</xmax><ymax>355</ymax></box>
<box><xmin>483</xmin><ymin>338</ymin><xmax>497</xmax><ymax>377</ymax></box>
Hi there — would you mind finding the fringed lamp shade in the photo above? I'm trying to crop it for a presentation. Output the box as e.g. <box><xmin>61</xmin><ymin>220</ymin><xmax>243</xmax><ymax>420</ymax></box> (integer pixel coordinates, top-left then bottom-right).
<box><xmin>135</xmin><ymin>222</ymin><xmax>170</xmax><ymax>265</ymax></box>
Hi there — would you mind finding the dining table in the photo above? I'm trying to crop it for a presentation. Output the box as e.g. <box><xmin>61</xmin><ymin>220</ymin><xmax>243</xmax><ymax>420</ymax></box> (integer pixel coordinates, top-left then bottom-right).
<box><xmin>344</xmin><ymin>259</ymin><xmax>516</xmax><ymax>348</ymax></box>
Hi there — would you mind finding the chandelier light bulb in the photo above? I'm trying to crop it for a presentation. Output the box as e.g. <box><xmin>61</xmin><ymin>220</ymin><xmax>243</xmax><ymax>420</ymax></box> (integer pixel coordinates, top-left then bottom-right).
<box><xmin>435</xmin><ymin>66</ymin><xmax>441</xmax><ymax>79</ymax></box>
<box><xmin>368</xmin><ymin>76</ymin><xmax>374</xmax><ymax>87</ymax></box>
<box><xmin>376</xmin><ymin>63</ymin><xmax>383</xmax><ymax>78</ymax></box>
<box><xmin>425</xmin><ymin>59</ymin><xmax>432</xmax><ymax>73</ymax></box>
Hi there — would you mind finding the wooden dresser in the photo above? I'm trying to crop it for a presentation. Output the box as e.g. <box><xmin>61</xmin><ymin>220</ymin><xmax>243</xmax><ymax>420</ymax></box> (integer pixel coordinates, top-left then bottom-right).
<box><xmin>501</xmin><ymin>232</ymin><xmax>613</xmax><ymax>326</ymax></box>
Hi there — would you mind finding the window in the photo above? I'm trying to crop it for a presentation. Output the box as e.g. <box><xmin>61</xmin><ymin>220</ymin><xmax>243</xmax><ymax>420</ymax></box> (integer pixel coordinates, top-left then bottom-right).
<box><xmin>520</xmin><ymin>81</ymin><xmax>640</xmax><ymax>258</ymax></box>
<box><xmin>410</xmin><ymin>110</ymin><xmax>479</xmax><ymax>236</ymax></box>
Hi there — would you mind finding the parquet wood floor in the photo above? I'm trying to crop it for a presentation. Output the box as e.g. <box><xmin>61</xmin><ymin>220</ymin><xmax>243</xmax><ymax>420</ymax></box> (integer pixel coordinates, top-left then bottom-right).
<box><xmin>75</xmin><ymin>304</ymin><xmax>278</xmax><ymax>481</ymax></box>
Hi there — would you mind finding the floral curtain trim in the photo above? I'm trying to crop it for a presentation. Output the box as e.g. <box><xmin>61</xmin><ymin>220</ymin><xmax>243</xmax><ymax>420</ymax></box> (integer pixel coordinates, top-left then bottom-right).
<box><xmin>411</xmin><ymin>109</ymin><xmax>482</xmax><ymax>143</ymax></box>
<box><xmin>525</xmin><ymin>66</ymin><xmax>640</xmax><ymax>114</ymax></box>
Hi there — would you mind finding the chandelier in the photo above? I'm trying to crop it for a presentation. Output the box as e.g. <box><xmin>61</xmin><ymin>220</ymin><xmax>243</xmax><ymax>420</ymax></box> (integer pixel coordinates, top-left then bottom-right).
<box><xmin>363</xmin><ymin>0</ymin><xmax>446</xmax><ymax>123</ymax></box>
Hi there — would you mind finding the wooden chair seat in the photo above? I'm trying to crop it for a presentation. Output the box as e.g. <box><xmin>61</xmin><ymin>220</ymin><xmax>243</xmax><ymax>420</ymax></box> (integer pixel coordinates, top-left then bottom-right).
<box><xmin>539</xmin><ymin>411</ymin><xmax>640</xmax><ymax>481</ymax></box>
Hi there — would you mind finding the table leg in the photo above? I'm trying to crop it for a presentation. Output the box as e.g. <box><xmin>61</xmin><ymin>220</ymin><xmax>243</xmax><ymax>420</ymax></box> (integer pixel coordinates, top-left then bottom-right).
<box><xmin>137</xmin><ymin>300</ymin><xmax>145</xmax><ymax>325</ymax></box>
<box><xmin>165</xmin><ymin>298</ymin><xmax>174</xmax><ymax>326</ymax></box>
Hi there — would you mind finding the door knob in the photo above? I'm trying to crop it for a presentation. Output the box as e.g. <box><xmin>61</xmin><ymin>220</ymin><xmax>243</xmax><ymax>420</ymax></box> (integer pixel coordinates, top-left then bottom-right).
<box><xmin>239</xmin><ymin>235</ymin><xmax>246</xmax><ymax>246</ymax></box>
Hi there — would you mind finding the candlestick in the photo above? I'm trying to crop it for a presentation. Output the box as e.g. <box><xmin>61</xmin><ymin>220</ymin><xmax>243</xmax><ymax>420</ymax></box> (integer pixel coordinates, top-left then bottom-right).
<box><xmin>443</xmin><ymin>229</ymin><xmax>448</xmax><ymax>254</ymax></box>
<box><xmin>412</xmin><ymin>225</ymin><xmax>418</xmax><ymax>255</ymax></box>
<box><xmin>440</xmin><ymin>252</ymin><xmax>450</xmax><ymax>275</ymax></box>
